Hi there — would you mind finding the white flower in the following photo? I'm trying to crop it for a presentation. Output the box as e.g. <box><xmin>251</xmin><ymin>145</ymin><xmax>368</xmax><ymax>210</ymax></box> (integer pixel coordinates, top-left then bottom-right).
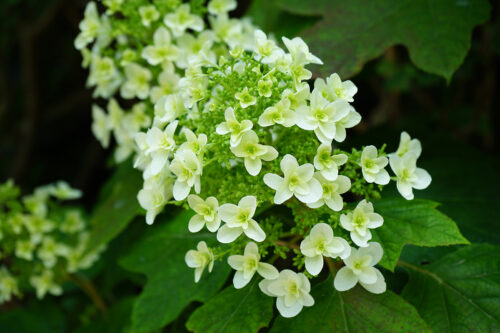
<box><xmin>333</xmin><ymin>105</ymin><xmax>361</xmax><ymax>142</ymax></box>
<box><xmin>282</xmin><ymin>83</ymin><xmax>310</xmax><ymax>110</ymax></box>
<box><xmin>393</xmin><ymin>131</ymin><xmax>422</xmax><ymax>158</ymax></box>
<box><xmin>209</xmin><ymin>14</ymin><xmax>242</xmax><ymax>47</ymax></box>
<box><xmin>154</xmin><ymin>93</ymin><xmax>187</xmax><ymax>127</ymax></box>
<box><xmin>313</xmin><ymin>143</ymin><xmax>348</xmax><ymax>181</ymax></box>
<box><xmin>295</xmin><ymin>90</ymin><xmax>350</xmax><ymax>143</ymax></box>
<box><xmin>138</xmin><ymin>184</ymin><xmax>168</xmax><ymax>225</ymax></box>
<box><xmin>208</xmin><ymin>0</ymin><xmax>237</xmax><ymax>15</ymax></box>
<box><xmin>327</xmin><ymin>73</ymin><xmax>357</xmax><ymax>102</ymax></box>
<box><xmin>389</xmin><ymin>153</ymin><xmax>431</xmax><ymax>200</ymax></box>
<box><xmin>263</xmin><ymin>154</ymin><xmax>322</xmax><ymax>204</ymax></box>
<box><xmin>340</xmin><ymin>200</ymin><xmax>383</xmax><ymax>247</ymax></box>
<box><xmin>139</xmin><ymin>5</ymin><xmax>159</xmax><ymax>27</ymax></box>
<box><xmin>217</xmin><ymin>196</ymin><xmax>266</xmax><ymax>243</ymax></box>
<box><xmin>307</xmin><ymin>173</ymin><xmax>351</xmax><ymax>211</ymax></box>
<box><xmin>185</xmin><ymin>241</ymin><xmax>214</xmax><ymax>282</ymax></box>
<box><xmin>300</xmin><ymin>223</ymin><xmax>350</xmax><ymax>275</ymax></box>
<box><xmin>253</xmin><ymin>30</ymin><xmax>283</xmax><ymax>64</ymax></box>
<box><xmin>87</xmin><ymin>55</ymin><xmax>122</xmax><ymax>98</ymax></box>
<box><xmin>228</xmin><ymin>242</ymin><xmax>278</xmax><ymax>288</ymax></box>
<box><xmin>360</xmin><ymin>146</ymin><xmax>390</xmax><ymax>185</ymax></box>
<box><xmin>334</xmin><ymin>242</ymin><xmax>386</xmax><ymax>294</ymax></box>
<box><xmin>258</xmin><ymin>99</ymin><xmax>296</xmax><ymax>128</ymax></box>
<box><xmin>150</xmin><ymin>67</ymin><xmax>180</xmax><ymax>103</ymax></box>
<box><xmin>179</xmin><ymin>128</ymin><xmax>207</xmax><ymax>158</ymax></box>
<box><xmin>176</xmin><ymin>31</ymin><xmax>216</xmax><ymax>68</ymax></box>
<box><xmin>234</xmin><ymin>87</ymin><xmax>257</xmax><ymax>109</ymax></box>
<box><xmin>282</xmin><ymin>36</ymin><xmax>322</xmax><ymax>65</ymax></box>
<box><xmin>15</xmin><ymin>239</ymin><xmax>35</xmax><ymax>261</ymax></box>
<box><xmin>187</xmin><ymin>195</ymin><xmax>221</xmax><ymax>232</ymax></box>
<box><xmin>164</xmin><ymin>4</ymin><xmax>204</xmax><ymax>37</ymax></box>
<box><xmin>120</xmin><ymin>63</ymin><xmax>152</xmax><ymax>100</ymax></box>
<box><xmin>37</xmin><ymin>237</ymin><xmax>70</xmax><ymax>268</ymax></box>
<box><xmin>74</xmin><ymin>2</ymin><xmax>100</xmax><ymax>50</ymax></box>
<box><xmin>259</xmin><ymin>270</ymin><xmax>314</xmax><ymax>318</ymax></box>
<box><xmin>30</xmin><ymin>270</ymin><xmax>62</xmax><ymax>299</ymax></box>
<box><xmin>50</xmin><ymin>181</ymin><xmax>82</xmax><ymax>200</ymax></box>
<box><xmin>91</xmin><ymin>105</ymin><xmax>111</xmax><ymax>148</ymax></box>
<box><xmin>141</xmin><ymin>27</ymin><xmax>179</xmax><ymax>66</ymax></box>
<box><xmin>170</xmin><ymin>149</ymin><xmax>203</xmax><ymax>201</ymax></box>
<box><xmin>145</xmin><ymin>121</ymin><xmax>178</xmax><ymax>175</ymax></box>
<box><xmin>230</xmin><ymin>131</ymin><xmax>278</xmax><ymax>176</ymax></box>
<box><xmin>215</xmin><ymin>107</ymin><xmax>253</xmax><ymax>146</ymax></box>
<box><xmin>0</xmin><ymin>267</ymin><xmax>19</xmax><ymax>303</ymax></box>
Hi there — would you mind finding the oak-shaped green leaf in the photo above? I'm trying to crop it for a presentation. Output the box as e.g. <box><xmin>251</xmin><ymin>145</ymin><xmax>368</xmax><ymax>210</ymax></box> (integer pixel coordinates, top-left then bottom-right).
<box><xmin>274</xmin><ymin>0</ymin><xmax>491</xmax><ymax>81</ymax></box>
<box><xmin>270</xmin><ymin>277</ymin><xmax>430</xmax><ymax>332</ymax></box>
<box><xmin>119</xmin><ymin>210</ymin><xmax>231</xmax><ymax>333</ymax></box>
<box><xmin>372</xmin><ymin>198</ymin><xmax>469</xmax><ymax>271</ymax></box>
<box><xmin>401</xmin><ymin>244</ymin><xmax>500</xmax><ymax>332</ymax></box>
<box><xmin>85</xmin><ymin>162</ymin><xmax>143</xmax><ymax>253</ymax></box>
<box><xmin>186</xmin><ymin>280</ymin><xmax>274</xmax><ymax>333</ymax></box>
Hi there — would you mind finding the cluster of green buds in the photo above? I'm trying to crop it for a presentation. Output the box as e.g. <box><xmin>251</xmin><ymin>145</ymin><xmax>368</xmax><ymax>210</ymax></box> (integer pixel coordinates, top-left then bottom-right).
<box><xmin>0</xmin><ymin>180</ymin><xmax>104</xmax><ymax>303</ymax></box>
<box><xmin>76</xmin><ymin>0</ymin><xmax>431</xmax><ymax>318</ymax></box>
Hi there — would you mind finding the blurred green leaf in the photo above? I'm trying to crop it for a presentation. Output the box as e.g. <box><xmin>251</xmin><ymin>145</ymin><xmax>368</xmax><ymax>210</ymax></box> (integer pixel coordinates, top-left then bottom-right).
<box><xmin>0</xmin><ymin>300</ymin><xmax>66</xmax><ymax>333</ymax></box>
<box><xmin>274</xmin><ymin>0</ymin><xmax>491</xmax><ymax>81</ymax></box>
<box><xmin>372</xmin><ymin>198</ymin><xmax>469</xmax><ymax>271</ymax></box>
<box><xmin>75</xmin><ymin>297</ymin><xmax>134</xmax><ymax>333</ymax></box>
<box><xmin>85</xmin><ymin>162</ymin><xmax>143</xmax><ymax>253</ymax></box>
<box><xmin>401</xmin><ymin>244</ymin><xmax>500</xmax><ymax>332</ymax></box>
<box><xmin>270</xmin><ymin>276</ymin><xmax>430</xmax><ymax>332</ymax></box>
<box><xmin>186</xmin><ymin>280</ymin><xmax>274</xmax><ymax>333</ymax></box>
<box><xmin>119</xmin><ymin>210</ymin><xmax>231</xmax><ymax>332</ymax></box>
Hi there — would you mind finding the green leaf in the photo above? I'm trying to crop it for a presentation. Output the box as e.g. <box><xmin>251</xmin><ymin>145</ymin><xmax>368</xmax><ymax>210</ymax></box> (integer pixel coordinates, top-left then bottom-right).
<box><xmin>186</xmin><ymin>280</ymin><xmax>274</xmax><ymax>333</ymax></box>
<box><xmin>119</xmin><ymin>210</ymin><xmax>231</xmax><ymax>333</ymax></box>
<box><xmin>270</xmin><ymin>277</ymin><xmax>430</xmax><ymax>332</ymax></box>
<box><xmin>372</xmin><ymin>198</ymin><xmax>469</xmax><ymax>271</ymax></box>
<box><xmin>75</xmin><ymin>297</ymin><xmax>135</xmax><ymax>333</ymax></box>
<box><xmin>274</xmin><ymin>0</ymin><xmax>491</xmax><ymax>81</ymax></box>
<box><xmin>85</xmin><ymin>162</ymin><xmax>143</xmax><ymax>253</ymax></box>
<box><xmin>0</xmin><ymin>300</ymin><xmax>66</xmax><ymax>333</ymax></box>
<box><xmin>401</xmin><ymin>244</ymin><xmax>500</xmax><ymax>332</ymax></box>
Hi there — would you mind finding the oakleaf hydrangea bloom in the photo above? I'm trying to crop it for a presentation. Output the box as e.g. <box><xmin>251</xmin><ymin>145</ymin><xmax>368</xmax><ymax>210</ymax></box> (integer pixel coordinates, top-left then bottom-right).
<box><xmin>334</xmin><ymin>242</ymin><xmax>386</xmax><ymax>294</ymax></box>
<box><xmin>228</xmin><ymin>242</ymin><xmax>278</xmax><ymax>288</ymax></box>
<box><xmin>340</xmin><ymin>200</ymin><xmax>383</xmax><ymax>247</ymax></box>
<box><xmin>76</xmin><ymin>0</ymin><xmax>433</xmax><ymax>319</ymax></box>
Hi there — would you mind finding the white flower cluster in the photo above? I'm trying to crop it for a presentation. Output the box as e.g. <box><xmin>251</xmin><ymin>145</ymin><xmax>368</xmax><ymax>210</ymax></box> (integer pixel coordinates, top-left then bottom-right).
<box><xmin>0</xmin><ymin>180</ymin><xmax>104</xmax><ymax>303</ymax></box>
<box><xmin>76</xmin><ymin>0</ymin><xmax>432</xmax><ymax>319</ymax></box>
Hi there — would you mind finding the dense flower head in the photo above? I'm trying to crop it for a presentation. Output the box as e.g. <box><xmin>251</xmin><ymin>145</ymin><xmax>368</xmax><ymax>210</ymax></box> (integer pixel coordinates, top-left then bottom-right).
<box><xmin>0</xmin><ymin>180</ymin><xmax>104</xmax><ymax>304</ymax></box>
<box><xmin>77</xmin><ymin>0</ymin><xmax>432</xmax><ymax>318</ymax></box>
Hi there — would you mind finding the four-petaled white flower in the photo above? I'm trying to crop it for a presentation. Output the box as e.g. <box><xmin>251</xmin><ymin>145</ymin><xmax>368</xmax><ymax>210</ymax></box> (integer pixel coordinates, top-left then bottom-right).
<box><xmin>332</xmin><ymin>105</ymin><xmax>362</xmax><ymax>142</ymax></box>
<box><xmin>393</xmin><ymin>131</ymin><xmax>422</xmax><ymax>158</ymax></box>
<box><xmin>360</xmin><ymin>145</ymin><xmax>390</xmax><ymax>185</ymax></box>
<box><xmin>74</xmin><ymin>2</ymin><xmax>100</xmax><ymax>50</ymax></box>
<box><xmin>259</xmin><ymin>270</ymin><xmax>314</xmax><ymax>318</ymax></box>
<box><xmin>282</xmin><ymin>36</ymin><xmax>322</xmax><ymax>65</ymax></box>
<box><xmin>217</xmin><ymin>196</ymin><xmax>266</xmax><ymax>243</ymax></box>
<box><xmin>300</xmin><ymin>223</ymin><xmax>351</xmax><ymax>275</ymax></box>
<box><xmin>187</xmin><ymin>195</ymin><xmax>221</xmax><ymax>232</ymax></box>
<box><xmin>254</xmin><ymin>30</ymin><xmax>283</xmax><ymax>64</ymax></box>
<box><xmin>141</xmin><ymin>27</ymin><xmax>179</xmax><ymax>66</ymax></box>
<box><xmin>185</xmin><ymin>241</ymin><xmax>214</xmax><ymax>282</ymax></box>
<box><xmin>154</xmin><ymin>93</ymin><xmax>187</xmax><ymax>127</ymax></box>
<box><xmin>164</xmin><ymin>4</ymin><xmax>203</xmax><ymax>37</ymax></box>
<box><xmin>145</xmin><ymin>121</ymin><xmax>178</xmax><ymax>175</ymax></box>
<box><xmin>230</xmin><ymin>131</ymin><xmax>278</xmax><ymax>176</ymax></box>
<box><xmin>208</xmin><ymin>0</ymin><xmax>237</xmax><ymax>15</ymax></box>
<box><xmin>334</xmin><ymin>242</ymin><xmax>386</xmax><ymax>294</ymax></box>
<box><xmin>258</xmin><ymin>99</ymin><xmax>295</xmax><ymax>128</ymax></box>
<box><xmin>296</xmin><ymin>90</ymin><xmax>350</xmax><ymax>144</ymax></box>
<box><xmin>137</xmin><ymin>183</ymin><xmax>168</xmax><ymax>225</ymax></box>
<box><xmin>313</xmin><ymin>143</ymin><xmax>348</xmax><ymax>181</ymax></box>
<box><xmin>340</xmin><ymin>200</ymin><xmax>383</xmax><ymax>247</ymax></box>
<box><xmin>235</xmin><ymin>87</ymin><xmax>257</xmax><ymax>109</ymax></box>
<box><xmin>139</xmin><ymin>5</ymin><xmax>159</xmax><ymax>27</ymax></box>
<box><xmin>264</xmin><ymin>154</ymin><xmax>322</xmax><ymax>204</ymax></box>
<box><xmin>389</xmin><ymin>153</ymin><xmax>431</xmax><ymax>200</ymax></box>
<box><xmin>307</xmin><ymin>173</ymin><xmax>351</xmax><ymax>211</ymax></box>
<box><xmin>91</xmin><ymin>105</ymin><xmax>111</xmax><ymax>148</ymax></box>
<box><xmin>228</xmin><ymin>242</ymin><xmax>279</xmax><ymax>288</ymax></box>
<box><xmin>30</xmin><ymin>269</ymin><xmax>62</xmax><ymax>299</ymax></box>
<box><xmin>216</xmin><ymin>107</ymin><xmax>253</xmax><ymax>146</ymax></box>
<box><xmin>179</xmin><ymin>128</ymin><xmax>207</xmax><ymax>158</ymax></box>
<box><xmin>170</xmin><ymin>149</ymin><xmax>203</xmax><ymax>201</ymax></box>
<box><xmin>327</xmin><ymin>73</ymin><xmax>357</xmax><ymax>102</ymax></box>
<box><xmin>120</xmin><ymin>63</ymin><xmax>152</xmax><ymax>100</ymax></box>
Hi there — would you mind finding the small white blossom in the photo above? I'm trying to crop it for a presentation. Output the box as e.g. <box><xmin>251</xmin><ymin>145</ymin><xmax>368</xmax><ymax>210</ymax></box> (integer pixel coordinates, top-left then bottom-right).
<box><xmin>91</xmin><ymin>105</ymin><xmax>111</xmax><ymax>148</ymax></box>
<box><xmin>50</xmin><ymin>181</ymin><xmax>82</xmax><ymax>200</ymax></box>
<box><xmin>217</xmin><ymin>196</ymin><xmax>266</xmax><ymax>243</ymax></box>
<box><xmin>259</xmin><ymin>270</ymin><xmax>314</xmax><ymax>318</ymax></box>
<box><xmin>176</xmin><ymin>31</ymin><xmax>216</xmax><ymax>68</ymax></box>
<box><xmin>185</xmin><ymin>241</ymin><xmax>214</xmax><ymax>283</ymax></box>
<box><xmin>142</xmin><ymin>27</ymin><xmax>179</xmax><ymax>66</ymax></box>
<box><xmin>208</xmin><ymin>0</ymin><xmax>237</xmax><ymax>15</ymax></box>
<box><xmin>170</xmin><ymin>148</ymin><xmax>203</xmax><ymax>201</ymax></box>
<box><xmin>307</xmin><ymin>173</ymin><xmax>351</xmax><ymax>211</ymax></box>
<box><xmin>0</xmin><ymin>267</ymin><xmax>19</xmax><ymax>303</ymax></box>
<box><xmin>334</xmin><ymin>242</ymin><xmax>386</xmax><ymax>294</ymax></box>
<box><xmin>30</xmin><ymin>270</ymin><xmax>62</xmax><ymax>299</ymax></box>
<box><xmin>228</xmin><ymin>242</ymin><xmax>278</xmax><ymax>288</ymax></box>
<box><xmin>360</xmin><ymin>146</ymin><xmax>390</xmax><ymax>185</ymax></box>
<box><xmin>164</xmin><ymin>4</ymin><xmax>204</xmax><ymax>37</ymax></box>
<box><xmin>389</xmin><ymin>153</ymin><xmax>431</xmax><ymax>200</ymax></box>
<box><xmin>258</xmin><ymin>99</ymin><xmax>296</xmax><ymax>128</ymax></box>
<box><xmin>150</xmin><ymin>67</ymin><xmax>180</xmax><ymax>103</ymax></box>
<box><xmin>187</xmin><ymin>195</ymin><xmax>221</xmax><ymax>232</ymax></box>
<box><xmin>139</xmin><ymin>5</ymin><xmax>159</xmax><ymax>27</ymax></box>
<box><xmin>38</xmin><ymin>237</ymin><xmax>70</xmax><ymax>268</ymax></box>
<box><xmin>263</xmin><ymin>154</ymin><xmax>322</xmax><ymax>204</ymax></box>
<box><xmin>282</xmin><ymin>36</ymin><xmax>322</xmax><ymax>65</ymax></box>
<box><xmin>340</xmin><ymin>200</ymin><xmax>383</xmax><ymax>247</ymax></box>
<box><xmin>179</xmin><ymin>128</ymin><xmax>207</xmax><ymax>158</ymax></box>
<box><xmin>393</xmin><ymin>131</ymin><xmax>422</xmax><ymax>158</ymax></box>
<box><xmin>300</xmin><ymin>223</ymin><xmax>350</xmax><ymax>275</ymax></box>
<box><xmin>313</xmin><ymin>143</ymin><xmax>348</xmax><ymax>181</ymax></box>
<box><xmin>216</xmin><ymin>107</ymin><xmax>253</xmax><ymax>146</ymax></box>
<box><xmin>15</xmin><ymin>239</ymin><xmax>35</xmax><ymax>261</ymax></box>
<box><xmin>74</xmin><ymin>2</ymin><xmax>100</xmax><ymax>50</ymax></box>
<box><xmin>145</xmin><ymin>121</ymin><xmax>178</xmax><ymax>175</ymax></box>
<box><xmin>282</xmin><ymin>83</ymin><xmax>310</xmax><ymax>110</ymax></box>
<box><xmin>138</xmin><ymin>183</ymin><xmax>169</xmax><ymax>225</ymax></box>
<box><xmin>235</xmin><ymin>87</ymin><xmax>257</xmax><ymax>109</ymax></box>
<box><xmin>154</xmin><ymin>93</ymin><xmax>187</xmax><ymax>127</ymax></box>
<box><xmin>254</xmin><ymin>30</ymin><xmax>283</xmax><ymax>64</ymax></box>
<box><xmin>327</xmin><ymin>73</ymin><xmax>357</xmax><ymax>102</ymax></box>
<box><xmin>120</xmin><ymin>63</ymin><xmax>152</xmax><ymax>100</ymax></box>
<box><xmin>230</xmin><ymin>131</ymin><xmax>278</xmax><ymax>176</ymax></box>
